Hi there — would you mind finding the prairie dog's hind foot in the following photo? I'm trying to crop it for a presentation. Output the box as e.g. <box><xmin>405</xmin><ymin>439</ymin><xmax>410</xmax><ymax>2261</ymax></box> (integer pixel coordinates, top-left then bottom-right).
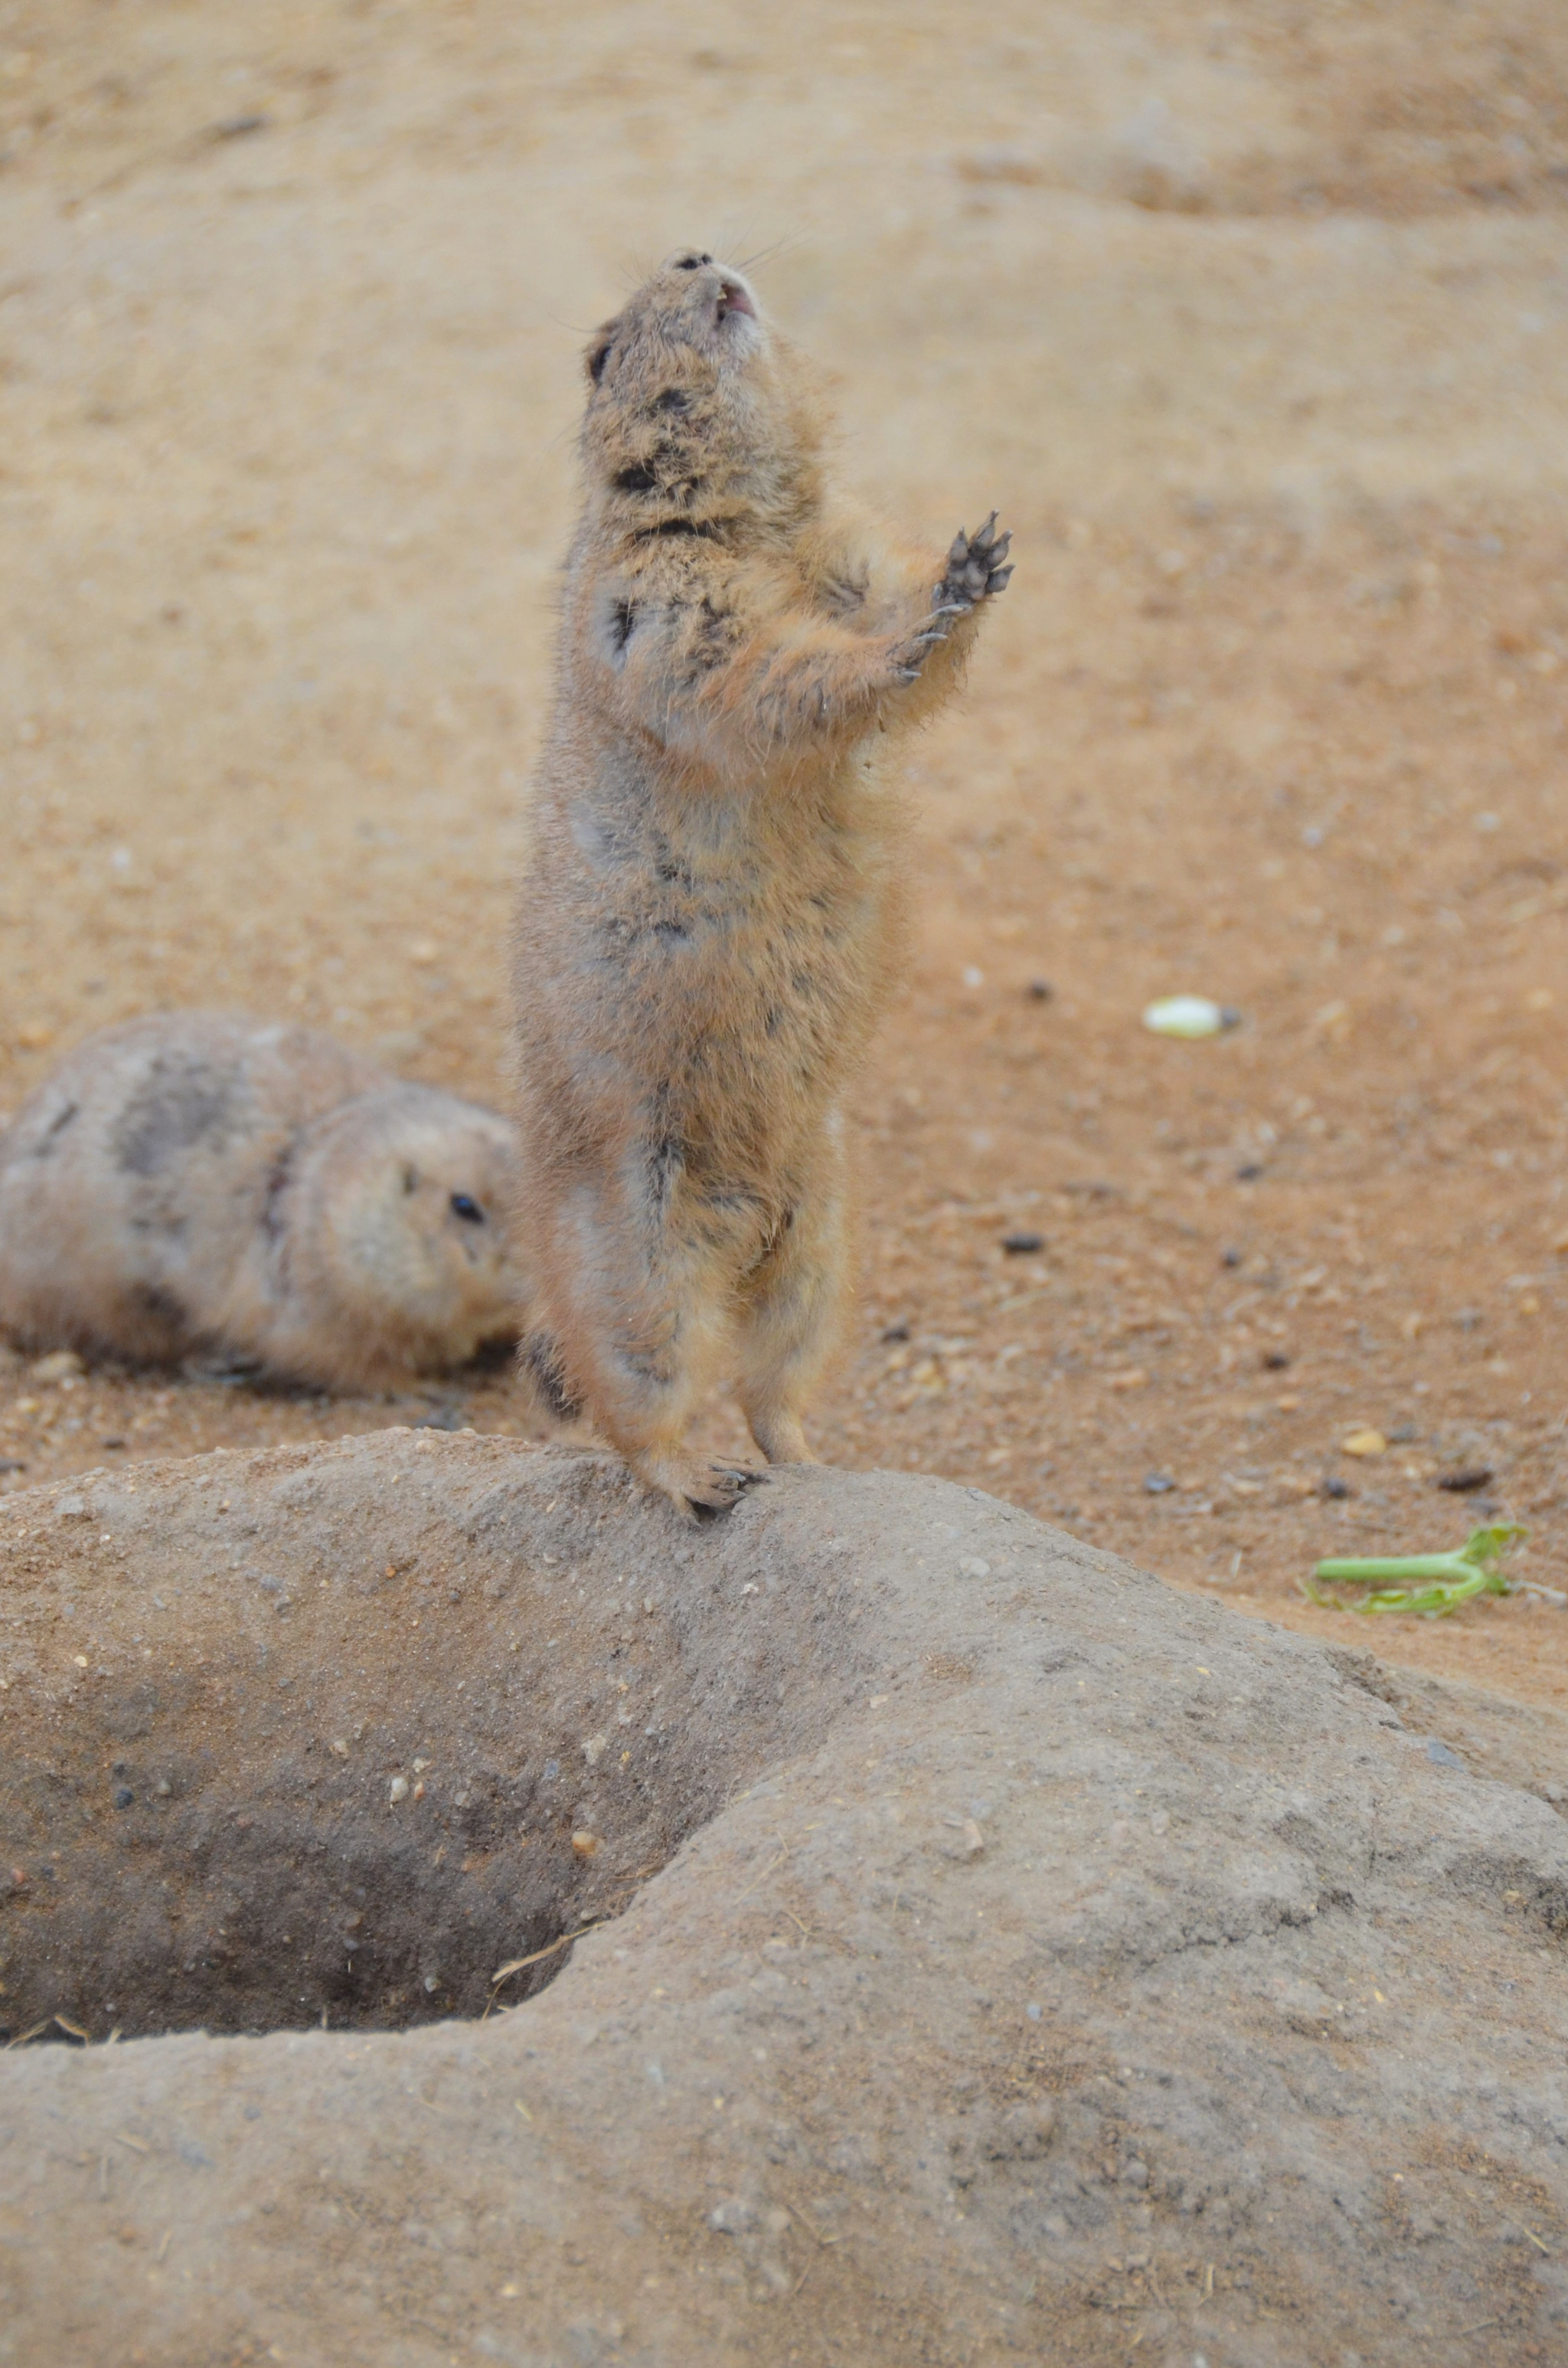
<box><xmin>631</xmin><ymin>1451</ymin><xmax>769</xmax><ymax>1523</ymax></box>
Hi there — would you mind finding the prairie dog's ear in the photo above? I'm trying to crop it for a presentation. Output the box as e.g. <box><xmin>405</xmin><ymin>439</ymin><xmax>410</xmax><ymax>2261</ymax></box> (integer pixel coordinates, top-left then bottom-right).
<box><xmin>586</xmin><ymin>321</ymin><xmax>619</xmax><ymax>387</ymax></box>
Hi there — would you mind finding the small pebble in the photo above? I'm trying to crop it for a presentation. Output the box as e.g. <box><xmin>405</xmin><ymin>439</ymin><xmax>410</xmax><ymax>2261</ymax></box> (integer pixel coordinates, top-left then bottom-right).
<box><xmin>1320</xmin><ymin>1475</ymin><xmax>1351</xmax><ymax>1500</ymax></box>
<box><xmin>1001</xmin><ymin>1230</ymin><xmax>1045</xmax><ymax>1256</ymax></box>
<box><xmin>1262</xmin><ymin>1350</ymin><xmax>1290</xmax><ymax>1372</ymax></box>
<box><xmin>1143</xmin><ymin>1472</ymin><xmax>1177</xmax><ymax>1495</ymax></box>
<box><xmin>1438</xmin><ymin>1465</ymin><xmax>1493</xmax><ymax>1493</ymax></box>
<box><xmin>1426</xmin><ymin>1739</ymin><xmax>1464</xmax><ymax>1770</ymax></box>
<box><xmin>388</xmin><ymin>1775</ymin><xmax>410</xmax><ymax>1804</ymax></box>
<box><xmin>112</xmin><ymin>1786</ymin><xmax>133</xmax><ymax>1810</ymax></box>
<box><xmin>571</xmin><ymin>1830</ymin><xmax>599</xmax><ymax>1858</ymax></box>
<box><xmin>1341</xmin><ymin>1429</ymin><xmax>1387</xmax><ymax>1458</ymax></box>
<box><xmin>1026</xmin><ymin>979</ymin><xmax>1053</xmax><ymax>1002</ymax></box>
<box><xmin>881</xmin><ymin>1320</ymin><xmax>911</xmax><ymax>1343</ymax></box>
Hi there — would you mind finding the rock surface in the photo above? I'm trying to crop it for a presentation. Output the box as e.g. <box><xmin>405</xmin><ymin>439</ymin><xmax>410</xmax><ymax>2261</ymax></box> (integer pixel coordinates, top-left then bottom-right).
<box><xmin>2</xmin><ymin>1434</ymin><xmax>1566</xmax><ymax>2365</ymax></box>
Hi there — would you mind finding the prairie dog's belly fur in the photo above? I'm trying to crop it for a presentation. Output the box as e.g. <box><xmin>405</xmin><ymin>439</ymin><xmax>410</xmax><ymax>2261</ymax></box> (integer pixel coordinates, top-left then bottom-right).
<box><xmin>525</xmin><ymin>732</ymin><xmax>901</xmax><ymax>1210</ymax></box>
<box><xmin>0</xmin><ymin>1012</ymin><xmax>528</xmax><ymax>1391</ymax></box>
<box><xmin>510</xmin><ymin>247</ymin><xmax>1011</xmax><ymax>1516</ymax></box>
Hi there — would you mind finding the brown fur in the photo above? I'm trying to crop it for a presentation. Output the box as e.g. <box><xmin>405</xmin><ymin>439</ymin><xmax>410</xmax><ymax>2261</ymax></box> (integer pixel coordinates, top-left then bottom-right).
<box><xmin>0</xmin><ymin>1012</ymin><xmax>528</xmax><ymax>1390</ymax></box>
<box><xmin>511</xmin><ymin>250</ymin><xmax>1011</xmax><ymax>1516</ymax></box>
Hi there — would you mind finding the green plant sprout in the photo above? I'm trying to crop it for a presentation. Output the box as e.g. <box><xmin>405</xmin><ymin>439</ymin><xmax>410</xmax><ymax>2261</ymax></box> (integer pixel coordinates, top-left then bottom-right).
<box><xmin>1303</xmin><ymin>1523</ymin><xmax>1536</xmax><ymax>1617</ymax></box>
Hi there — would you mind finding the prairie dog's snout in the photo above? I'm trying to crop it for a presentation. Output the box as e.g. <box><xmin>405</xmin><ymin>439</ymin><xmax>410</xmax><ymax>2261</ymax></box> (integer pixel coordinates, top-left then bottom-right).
<box><xmin>664</xmin><ymin>250</ymin><xmax>758</xmax><ymax>333</ymax></box>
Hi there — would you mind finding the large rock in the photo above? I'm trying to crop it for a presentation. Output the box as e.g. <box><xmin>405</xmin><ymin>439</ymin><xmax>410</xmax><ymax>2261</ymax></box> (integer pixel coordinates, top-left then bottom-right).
<box><xmin>1</xmin><ymin>1434</ymin><xmax>1565</xmax><ymax>2365</ymax></box>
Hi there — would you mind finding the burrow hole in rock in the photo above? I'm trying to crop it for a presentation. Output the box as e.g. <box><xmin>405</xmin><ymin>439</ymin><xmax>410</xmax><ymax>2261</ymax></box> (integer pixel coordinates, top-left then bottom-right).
<box><xmin>5</xmin><ymin>1734</ymin><xmax>670</xmax><ymax>2046</ymax></box>
<box><xmin>2</xmin><ymin>1457</ymin><xmax>809</xmax><ymax>2043</ymax></box>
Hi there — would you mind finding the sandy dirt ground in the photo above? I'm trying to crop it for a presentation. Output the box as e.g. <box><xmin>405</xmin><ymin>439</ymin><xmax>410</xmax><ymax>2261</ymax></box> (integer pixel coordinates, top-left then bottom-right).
<box><xmin>2</xmin><ymin>0</ymin><xmax>1566</xmax><ymax>1709</ymax></box>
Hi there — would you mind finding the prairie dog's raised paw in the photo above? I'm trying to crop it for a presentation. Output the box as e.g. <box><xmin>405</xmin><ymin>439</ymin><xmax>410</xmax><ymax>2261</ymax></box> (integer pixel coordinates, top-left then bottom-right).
<box><xmin>936</xmin><ymin>512</ymin><xmax>1013</xmax><ymax>613</ymax></box>
<box><xmin>889</xmin><ymin>513</ymin><xmax>1014</xmax><ymax>680</ymax></box>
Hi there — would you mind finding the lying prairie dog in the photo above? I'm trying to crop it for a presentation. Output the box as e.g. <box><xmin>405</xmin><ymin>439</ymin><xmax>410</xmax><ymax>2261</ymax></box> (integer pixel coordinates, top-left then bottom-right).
<box><xmin>0</xmin><ymin>1012</ymin><xmax>527</xmax><ymax>1391</ymax></box>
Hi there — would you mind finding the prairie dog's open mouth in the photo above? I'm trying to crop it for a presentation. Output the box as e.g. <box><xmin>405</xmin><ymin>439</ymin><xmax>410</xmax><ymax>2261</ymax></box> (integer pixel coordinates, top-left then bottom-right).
<box><xmin>716</xmin><ymin>277</ymin><xmax>755</xmax><ymax>321</ymax></box>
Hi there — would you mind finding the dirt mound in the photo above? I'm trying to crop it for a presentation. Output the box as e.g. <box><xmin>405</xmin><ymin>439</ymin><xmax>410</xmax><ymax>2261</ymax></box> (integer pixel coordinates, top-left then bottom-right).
<box><xmin>2</xmin><ymin>1437</ymin><xmax>1566</xmax><ymax>2364</ymax></box>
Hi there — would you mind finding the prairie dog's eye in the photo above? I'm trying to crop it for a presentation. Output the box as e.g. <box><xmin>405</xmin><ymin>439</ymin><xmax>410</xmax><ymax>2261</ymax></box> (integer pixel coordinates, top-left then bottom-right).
<box><xmin>588</xmin><ymin>340</ymin><xmax>613</xmax><ymax>385</ymax></box>
<box><xmin>449</xmin><ymin>1192</ymin><xmax>485</xmax><ymax>1224</ymax></box>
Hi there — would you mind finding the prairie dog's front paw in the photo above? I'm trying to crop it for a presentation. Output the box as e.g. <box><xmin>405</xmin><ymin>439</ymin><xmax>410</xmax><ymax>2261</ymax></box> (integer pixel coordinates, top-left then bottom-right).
<box><xmin>936</xmin><ymin>512</ymin><xmax>1013</xmax><ymax>613</ymax></box>
<box><xmin>888</xmin><ymin>513</ymin><xmax>1014</xmax><ymax>682</ymax></box>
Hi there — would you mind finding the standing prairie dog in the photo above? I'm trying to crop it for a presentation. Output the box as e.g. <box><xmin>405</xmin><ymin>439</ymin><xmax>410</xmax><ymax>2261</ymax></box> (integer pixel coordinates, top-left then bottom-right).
<box><xmin>0</xmin><ymin>1013</ymin><xmax>527</xmax><ymax>1391</ymax></box>
<box><xmin>511</xmin><ymin>250</ymin><xmax>1011</xmax><ymax>1517</ymax></box>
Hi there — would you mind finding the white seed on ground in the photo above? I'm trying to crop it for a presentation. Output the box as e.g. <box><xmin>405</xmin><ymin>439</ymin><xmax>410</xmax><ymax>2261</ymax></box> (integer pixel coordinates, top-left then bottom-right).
<box><xmin>1142</xmin><ymin>995</ymin><xmax>1240</xmax><ymax>1038</ymax></box>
